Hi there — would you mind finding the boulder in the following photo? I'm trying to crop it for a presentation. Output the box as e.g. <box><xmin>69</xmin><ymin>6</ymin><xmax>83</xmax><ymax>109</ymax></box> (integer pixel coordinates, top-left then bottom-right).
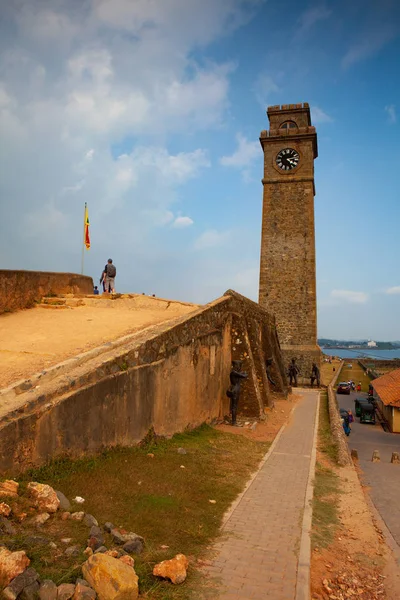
<box><xmin>0</xmin><ymin>480</ymin><xmax>18</xmax><ymax>498</ymax></box>
<box><xmin>87</xmin><ymin>526</ymin><xmax>104</xmax><ymax>551</ymax></box>
<box><xmin>70</xmin><ymin>512</ymin><xmax>85</xmax><ymax>521</ymax></box>
<box><xmin>82</xmin><ymin>554</ymin><xmax>139</xmax><ymax>600</ymax></box>
<box><xmin>0</xmin><ymin>548</ymin><xmax>30</xmax><ymax>588</ymax></box>
<box><xmin>57</xmin><ymin>583</ymin><xmax>76</xmax><ymax>600</ymax></box>
<box><xmin>64</xmin><ymin>545</ymin><xmax>81</xmax><ymax>557</ymax></box>
<box><xmin>153</xmin><ymin>554</ymin><xmax>189</xmax><ymax>584</ymax></box>
<box><xmin>111</xmin><ymin>530</ymin><xmax>144</xmax><ymax>552</ymax></box>
<box><xmin>20</xmin><ymin>582</ymin><xmax>40</xmax><ymax>600</ymax></box>
<box><xmin>38</xmin><ymin>580</ymin><xmax>57</xmax><ymax>600</ymax></box>
<box><xmin>119</xmin><ymin>556</ymin><xmax>134</xmax><ymax>568</ymax></box>
<box><xmin>27</xmin><ymin>483</ymin><xmax>60</xmax><ymax>513</ymax></box>
<box><xmin>56</xmin><ymin>491</ymin><xmax>71</xmax><ymax>511</ymax></box>
<box><xmin>103</xmin><ymin>522</ymin><xmax>114</xmax><ymax>533</ymax></box>
<box><xmin>122</xmin><ymin>537</ymin><xmax>143</xmax><ymax>555</ymax></box>
<box><xmin>83</xmin><ymin>514</ymin><xmax>98</xmax><ymax>528</ymax></box>
<box><xmin>32</xmin><ymin>512</ymin><xmax>50</xmax><ymax>526</ymax></box>
<box><xmin>72</xmin><ymin>583</ymin><xmax>96</xmax><ymax>599</ymax></box>
<box><xmin>1</xmin><ymin>568</ymin><xmax>39</xmax><ymax>600</ymax></box>
<box><xmin>0</xmin><ymin>502</ymin><xmax>11</xmax><ymax>517</ymax></box>
<box><xmin>75</xmin><ymin>579</ymin><xmax>90</xmax><ymax>588</ymax></box>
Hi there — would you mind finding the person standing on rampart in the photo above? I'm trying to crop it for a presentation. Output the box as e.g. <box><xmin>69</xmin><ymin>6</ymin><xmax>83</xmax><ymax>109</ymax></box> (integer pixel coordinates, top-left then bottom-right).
<box><xmin>103</xmin><ymin>258</ymin><xmax>116</xmax><ymax>294</ymax></box>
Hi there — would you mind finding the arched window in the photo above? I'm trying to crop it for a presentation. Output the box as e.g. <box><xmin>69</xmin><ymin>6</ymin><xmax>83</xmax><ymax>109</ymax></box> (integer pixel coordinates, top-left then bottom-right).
<box><xmin>279</xmin><ymin>120</ymin><xmax>298</xmax><ymax>131</ymax></box>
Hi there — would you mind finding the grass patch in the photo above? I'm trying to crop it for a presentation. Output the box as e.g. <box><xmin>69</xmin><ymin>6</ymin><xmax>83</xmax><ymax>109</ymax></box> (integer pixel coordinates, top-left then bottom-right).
<box><xmin>311</xmin><ymin>463</ymin><xmax>341</xmax><ymax>549</ymax></box>
<box><xmin>16</xmin><ymin>424</ymin><xmax>269</xmax><ymax>599</ymax></box>
<box><xmin>318</xmin><ymin>390</ymin><xmax>338</xmax><ymax>463</ymax></box>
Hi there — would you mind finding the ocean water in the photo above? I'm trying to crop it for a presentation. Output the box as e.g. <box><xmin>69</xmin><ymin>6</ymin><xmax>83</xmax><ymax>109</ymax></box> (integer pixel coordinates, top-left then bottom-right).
<box><xmin>322</xmin><ymin>348</ymin><xmax>400</xmax><ymax>360</ymax></box>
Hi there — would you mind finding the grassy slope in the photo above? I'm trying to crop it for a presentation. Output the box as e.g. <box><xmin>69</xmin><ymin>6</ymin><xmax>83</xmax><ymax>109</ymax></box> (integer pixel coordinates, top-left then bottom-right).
<box><xmin>14</xmin><ymin>425</ymin><xmax>269</xmax><ymax>598</ymax></box>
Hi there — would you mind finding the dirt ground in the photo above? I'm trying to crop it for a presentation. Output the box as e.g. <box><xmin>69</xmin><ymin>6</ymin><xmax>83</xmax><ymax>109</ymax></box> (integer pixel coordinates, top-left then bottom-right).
<box><xmin>214</xmin><ymin>394</ymin><xmax>300</xmax><ymax>442</ymax></box>
<box><xmin>0</xmin><ymin>295</ymin><xmax>198</xmax><ymax>388</ymax></box>
<box><xmin>311</xmin><ymin>462</ymin><xmax>400</xmax><ymax>600</ymax></box>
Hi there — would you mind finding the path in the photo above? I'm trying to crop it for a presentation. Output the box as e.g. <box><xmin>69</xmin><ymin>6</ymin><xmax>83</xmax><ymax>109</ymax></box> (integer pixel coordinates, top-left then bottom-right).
<box><xmin>336</xmin><ymin>389</ymin><xmax>400</xmax><ymax>547</ymax></box>
<box><xmin>204</xmin><ymin>390</ymin><xmax>319</xmax><ymax>600</ymax></box>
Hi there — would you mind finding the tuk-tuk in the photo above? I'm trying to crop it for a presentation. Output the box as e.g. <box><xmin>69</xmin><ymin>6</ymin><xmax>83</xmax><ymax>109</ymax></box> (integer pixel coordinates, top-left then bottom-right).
<box><xmin>360</xmin><ymin>403</ymin><xmax>376</xmax><ymax>424</ymax></box>
<box><xmin>354</xmin><ymin>397</ymin><xmax>372</xmax><ymax>417</ymax></box>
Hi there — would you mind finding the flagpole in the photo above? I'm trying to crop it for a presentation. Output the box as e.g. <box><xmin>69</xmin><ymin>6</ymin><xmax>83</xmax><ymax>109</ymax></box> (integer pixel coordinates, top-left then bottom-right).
<box><xmin>81</xmin><ymin>202</ymin><xmax>86</xmax><ymax>275</ymax></box>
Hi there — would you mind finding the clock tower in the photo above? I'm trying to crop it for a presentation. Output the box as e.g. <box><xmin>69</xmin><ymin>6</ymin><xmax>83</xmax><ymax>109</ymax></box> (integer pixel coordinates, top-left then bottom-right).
<box><xmin>258</xmin><ymin>103</ymin><xmax>321</xmax><ymax>379</ymax></box>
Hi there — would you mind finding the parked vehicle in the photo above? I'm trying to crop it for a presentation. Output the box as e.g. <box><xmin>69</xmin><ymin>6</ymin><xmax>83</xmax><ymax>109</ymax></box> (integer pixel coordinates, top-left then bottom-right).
<box><xmin>360</xmin><ymin>403</ymin><xmax>376</xmax><ymax>424</ymax></box>
<box><xmin>337</xmin><ymin>382</ymin><xmax>351</xmax><ymax>395</ymax></box>
<box><xmin>354</xmin><ymin>397</ymin><xmax>373</xmax><ymax>417</ymax></box>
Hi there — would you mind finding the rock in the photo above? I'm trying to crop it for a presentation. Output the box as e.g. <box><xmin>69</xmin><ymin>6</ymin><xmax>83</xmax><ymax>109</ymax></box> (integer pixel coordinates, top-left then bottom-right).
<box><xmin>73</xmin><ymin>497</ymin><xmax>85</xmax><ymax>504</ymax></box>
<box><xmin>38</xmin><ymin>580</ymin><xmax>58</xmax><ymax>600</ymax></box>
<box><xmin>84</xmin><ymin>547</ymin><xmax>93</xmax><ymax>557</ymax></box>
<box><xmin>391</xmin><ymin>452</ymin><xmax>400</xmax><ymax>464</ymax></box>
<box><xmin>64</xmin><ymin>545</ymin><xmax>81</xmax><ymax>557</ymax></box>
<box><xmin>110</xmin><ymin>529</ymin><xmax>125</xmax><ymax>545</ymax></box>
<box><xmin>119</xmin><ymin>556</ymin><xmax>134</xmax><ymax>568</ymax></box>
<box><xmin>75</xmin><ymin>579</ymin><xmax>90</xmax><ymax>589</ymax></box>
<box><xmin>0</xmin><ymin>502</ymin><xmax>11</xmax><ymax>517</ymax></box>
<box><xmin>177</xmin><ymin>448</ymin><xmax>187</xmax><ymax>454</ymax></box>
<box><xmin>70</xmin><ymin>512</ymin><xmax>85</xmax><ymax>521</ymax></box>
<box><xmin>1</xmin><ymin>568</ymin><xmax>39</xmax><ymax>600</ymax></box>
<box><xmin>49</xmin><ymin>542</ymin><xmax>57</xmax><ymax>549</ymax></box>
<box><xmin>56</xmin><ymin>491</ymin><xmax>71</xmax><ymax>511</ymax></box>
<box><xmin>94</xmin><ymin>546</ymin><xmax>108</xmax><ymax>554</ymax></box>
<box><xmin>72</xmin><ymin>583</ymin><xmax>96</xmax><ymax>600</ymax></box>
<box><xmin>0</xmin><ymin>480</ymin><xmax>19</xmax><ymax>498</ymax></box>
<box><xmin>122</xmin><ymin>537</ymin><xmax>144</xmax><ymax>555</ymax></box>
<box><xmin>104</xmin><ymin>550</ymin><xmax>119</xmax><ymax>558</ymax></box>
<box><xmin>61</xmin><ymin>512</ymin><xmax>71</xmax><ymax>521</ymax></box>
<box><xmin>32</xmin><ymin>512</ymin><xmax>51</xmax><ymax>526</ymax></box>
<box><xmin>20</xmin><ymin>582</ymin><xmax>40</xmax><ymax>600</ymax></box>
<box><xmin>0</xmin><ymin>547</ymin><xmax>30</xmax><ymax>588</ymax></box>
<box><xmin>372</xmin><ymin>450</ymin><xmax>380</xmax><ymax>463</ymax></box>
<box><xmin>82</xmin><ymin>553</ymin><xmax>139</xmax><ymax>600</ymax></box>
<box><xmin>57</xmin><ymin>583</ymin><xmax>76</xmax><ymax>600</ymax></box>
<box><xmin>87</xmin><ymin>526</ymin><xmax>104</xmax><ymax>551</ymax></box>
<box><xmin>153</xmin><ymin>553</ymin><xmax>189</xmax><ymax>584</ymax></box>
<box><xmin>104</xmin><ymin>522</ymin><xmax>114</xmax><ymax>533</ymax></box>
<box><xmin>147</xmin><ymin>453</ymin><xmax>154</xmax><ymax>458</ymax></box>
<box><xmin>0</xmin><ymin>516</ymin><xmax>16</xmax><ymax>535</ymax></box>
<box><xmin>27</xmin><ymin>482</ymin><xmax>60</xmax><ymax>513</ymax></box>
<box><xmin>83</xmin><ymin>514</ymin><xmax>98</xmax><ymax>528</ymax></box>
<box><xmin>61</xmin><ymin>538</ymin><xmax>73</xmax><ymax>544</ymax></box>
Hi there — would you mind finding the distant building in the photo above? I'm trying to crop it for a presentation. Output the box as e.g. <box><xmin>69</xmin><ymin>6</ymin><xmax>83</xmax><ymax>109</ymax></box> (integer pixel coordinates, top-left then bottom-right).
<box><xmin>371</xmin><ymin>368</ymin><xmax>400</xmax><ymax>433</ymax></box>
<box><xmin>367</xmin><ymin>340</ymin><xmax>377</xmax><ymax>347</ymax></box>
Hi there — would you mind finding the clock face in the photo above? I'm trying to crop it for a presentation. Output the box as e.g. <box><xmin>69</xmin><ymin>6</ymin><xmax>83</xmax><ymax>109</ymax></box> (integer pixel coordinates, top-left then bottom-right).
<box><xmin>276</xmin><ymin>148</ymin><xmax>300</xmax><ymax>171</ymax></box>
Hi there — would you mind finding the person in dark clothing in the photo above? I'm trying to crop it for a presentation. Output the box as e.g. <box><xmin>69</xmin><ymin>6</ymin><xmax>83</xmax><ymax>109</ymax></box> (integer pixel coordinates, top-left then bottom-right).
<box><xmin>310</xmin><ymin>362</ymin><xmax>320</xmax><ymax>387</ymax></box>
<box><xmin>93</xmin><ymin>286</ymin><xmax>100</xmax><ymax>295</ymax></box>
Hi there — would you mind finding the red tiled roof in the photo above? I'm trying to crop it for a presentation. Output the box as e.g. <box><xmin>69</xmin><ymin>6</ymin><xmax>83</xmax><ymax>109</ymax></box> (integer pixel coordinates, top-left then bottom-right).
<box><xmin>372</xmin><ymin>368</ymin><xmax>400</xmax><ymax>407</ymax></box>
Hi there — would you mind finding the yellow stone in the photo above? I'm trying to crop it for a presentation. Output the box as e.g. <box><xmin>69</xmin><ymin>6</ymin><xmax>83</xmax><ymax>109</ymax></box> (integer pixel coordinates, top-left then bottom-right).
<box><xmin>82</xmin><ymin>554</ymin><xmax>138</xmax><ymax>600</ymax></box>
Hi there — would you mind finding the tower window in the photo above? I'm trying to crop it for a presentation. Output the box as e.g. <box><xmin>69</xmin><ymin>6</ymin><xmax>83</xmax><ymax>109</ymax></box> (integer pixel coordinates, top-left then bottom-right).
<box><xmin>279</xmin><ymin>120</ymin><xmax>298</xmax><ymax>131</ymax></box>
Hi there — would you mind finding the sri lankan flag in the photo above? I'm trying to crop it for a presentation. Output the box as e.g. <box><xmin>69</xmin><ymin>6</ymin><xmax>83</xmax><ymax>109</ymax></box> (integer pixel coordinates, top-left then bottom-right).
<box><xmin>84</xmin><ymin>203</ymin><xmax>90</xmax><ymax>250</ymax></box>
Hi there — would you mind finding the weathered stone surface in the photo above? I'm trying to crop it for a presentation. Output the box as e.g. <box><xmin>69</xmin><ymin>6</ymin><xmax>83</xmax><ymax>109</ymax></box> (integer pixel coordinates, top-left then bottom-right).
<box><xmin>20</xmin><ymin>581</ymin><xmax>40</xmax><ymax>600</ymax></box>
<box><xmin>119</xmin><ymin>556</ymin><xmax>134</xmax><ymax>568</ymax></box>
<box><xmin>110</xmin><ymin>529</ymin><xmax>125</xmax><ymax>545</ymax></box>
<box><xmin>372</xmin><ymin>450</ymin><xmax>380</xmax><ymax>463</ymax></box>
<box><xmin>56</xmin><ymin>491</ymin><xmax>71</xmax><ymax>511</ymax></box>
<box><xmin>32</xmin><ymin>512</ymin><xmax>51</xmax><ymax>526</ymax></box>
<box><xmin>0</xmin><ymin>548</ymin><xmax>30</xmax><ymax>588</ymax></box>
<box><xmin>38</xmin><ymin>580</ymin><xmax>58</xmax><ymax>600</ymax></box>
<box><xmin>391</xmin><ymin>452</ymin><xmax>400</xmax><ymax>464</ymax></box>
<box><xmin>104</xmin><ymin>550</ymin><xmax>119</xmax><ymax>558</ymax></box>
<box><xmin>27</xmin><ymin>482</ymin><xmax>60</xmax><ymax>513</ymax></box>
<box><xmin>153</xmin><ymin>554</ymin><xmax>189</xmax><ymax>584</ymax></box>
<box><xmin>83</xmin><ymin>514</ymin><xmax>98</xmax><ymax>528</ymax></box>
<box><xmin>1</xmin><ymin>568</ymin><xmax>39</xmax><ymax>600</ymax></box>
<box><xmin>94</xmin><ymin>546</ymin><xmax>108</xmax><ymax>554</ymax></box>
<box><xmin>72</xmin><ymin>583</ymin><xmax>96</xmax><ymax>600</ymax></box>
<box><xmin>61</xmin><ymin>512</ymin><xmax>71</xmax><ymax>521</ymax></box>
<box><xmin>111</xmin><ymin>530</ymin><xmax>143</xmax><ymax>553</ymax></box>
<box><xmin>0</xmin><ymin>480</ymin><xmax>19</xmax><ymax>498</ymax></box>
<box><xmin>64</xmin><ymin>545</ymin><xmax>81</xmax><ymax>557</ymax></box>
<box><xmin>75</xmin><ymin>579</ymin><xmax>90</xmax><ymax>589</ymax></box>
<box><xmin>0</xmin><ymin>502</ymin><xmax>11</xmax><ymax>517</ymax></box>
<box><xmin>82</xmin><ymin>553</ymin><xmax>139</xmax><ymax>600</ymax></box>
<box><xmin>122</xmin><ymin>538</ymin><xmax>143</xmax><ymax>555</ymax></box>
<box><xmin>87</xmin><ymin>526</ymin><xmax>104</xmax><ymax>551</ymax></box>
<box><xmin>103</xmin><ymin>523</ymin><xmax>114</xmax><ymax>534</ymax></box>
<box><xmin>57</xmin><ymin>583</ymin><xmax>76</xmax><ymax>600</ymax></box>
<box><xmin>70</xmin><ymin>512</ymin><xmax>84</xmax><ymax>521</ymax></box>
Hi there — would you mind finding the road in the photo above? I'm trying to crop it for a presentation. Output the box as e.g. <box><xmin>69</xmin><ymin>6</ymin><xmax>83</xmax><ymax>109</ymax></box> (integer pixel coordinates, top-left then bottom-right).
<box><xmin>336</xmin><ymin>388</ymin><xmax>400</xmax><ymax>547</ymax></box>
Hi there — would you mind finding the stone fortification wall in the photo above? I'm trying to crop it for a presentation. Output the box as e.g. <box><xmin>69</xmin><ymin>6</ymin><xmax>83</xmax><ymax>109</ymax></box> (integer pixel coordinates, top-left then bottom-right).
<box><xmin>0</xmin><ymin>291</ymin><xmax>287</xmax><ymax>474</ymax></box>
<box><xmin>0</xmin><ymin>270</ymin><xmax>93</xmax><ymax>314</ymax></box>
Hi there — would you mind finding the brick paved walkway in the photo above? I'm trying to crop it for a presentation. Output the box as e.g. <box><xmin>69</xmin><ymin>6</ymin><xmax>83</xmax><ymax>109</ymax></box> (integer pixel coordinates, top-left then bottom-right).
<box><xmin>203</xmin><ymin>390</ymin><xmax>319</xmax><ymax>600</ymax></box>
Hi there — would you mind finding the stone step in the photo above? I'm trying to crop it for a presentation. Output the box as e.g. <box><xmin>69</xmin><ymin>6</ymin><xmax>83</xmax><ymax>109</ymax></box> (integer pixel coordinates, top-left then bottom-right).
<box><xmin>42</xmin><ymin>297</ymin><xmax>66</xmax><ymax>305</ymax></box>
<box><xmin>37</xmin><ymin>304</ymin><xmax>70</xmax><ymax>310</ymax></box>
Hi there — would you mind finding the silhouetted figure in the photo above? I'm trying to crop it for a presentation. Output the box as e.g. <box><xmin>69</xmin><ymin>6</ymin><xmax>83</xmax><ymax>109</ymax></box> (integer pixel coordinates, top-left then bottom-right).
<box><xmin>288</xmin><ymin>358</ymin><xmax>300</xmax><ymax>387</ymax></box>
<box><xmin>226</xmin><ymin>360</ymin><xmax>248</xmax><ymax>425</ymax></box>
<box><xmin>265</xmin><ymin>357</ymin><xmax>276</xmax><ymax>386</ymax></box>
<box><xmin>310</xmin><ymin>362</ymin><xmax>320</xmax><ymax>387</ymax></box>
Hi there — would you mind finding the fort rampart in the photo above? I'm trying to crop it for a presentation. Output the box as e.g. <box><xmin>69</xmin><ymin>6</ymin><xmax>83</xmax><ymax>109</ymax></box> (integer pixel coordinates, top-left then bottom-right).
<box><xmin>0</xmin><ymin>290</ymin><xmax>287</xmax><ymax>474</ymax></box>
<box><xmin>0</xmin><ymin>270</ymin><xmax>93</xmax><ymax>314</ymax></box>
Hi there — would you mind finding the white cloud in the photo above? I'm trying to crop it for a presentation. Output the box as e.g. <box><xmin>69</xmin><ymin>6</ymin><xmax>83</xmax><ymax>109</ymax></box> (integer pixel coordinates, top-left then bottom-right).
<box><xmin>220</xmin><ymin>134</ymin><xmax>259</xmax><ymax>168</ymax></box>
<box><xmin>331</xmin><ymin>290</ymin><xmax>369</xmax><ymax>304</ymax></box>
<box><xmin>297</xmin><ymin>6</ymin><xmax>332</xmax><ymax>36</ymax></box>
<box><xmin>173</xmin><ymin>216</ymin><xmax>194</xmax><ymax>228</ymax></box>
<box><xmin>342</xmin><ymin>26</ymin><xmax>396</xmax><ymax>69</ymax></box>
<box><xmin>385</xmin><ymin>105</ymin><xmax>397</xmax><ymax>124</ymax></box>
<box><xmin>386</xmin><ymin>286</ymin><xmax>400</xmax><ymax>295</ymax></box>
<box><xmin>253</xmin><ymin>73</ymin><xmax>279</xmax><ymax>108</ymax></box>
<box><xmin>311</xmin><ymin>106</ymin><xmax>333</xmax><ymax>124</ymax></box>
<box><xmin>194</xmin><ymin>229</ymin><xmax>231</xmax><ymax>250</ymax></box>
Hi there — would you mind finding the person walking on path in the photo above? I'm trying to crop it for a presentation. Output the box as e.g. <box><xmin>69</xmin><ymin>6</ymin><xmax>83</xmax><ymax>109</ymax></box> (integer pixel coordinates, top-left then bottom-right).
<box><xmin>103</xmin><ymin>258</ymin><xmax>116</xmax><ymax>294</ymax></box>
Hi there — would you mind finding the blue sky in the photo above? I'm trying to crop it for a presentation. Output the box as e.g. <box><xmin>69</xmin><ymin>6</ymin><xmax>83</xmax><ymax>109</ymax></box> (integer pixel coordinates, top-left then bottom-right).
<box><xmin>0</xmin><ymin>0</ymin><xmax>399</xmax><ymax>339</ymax></box>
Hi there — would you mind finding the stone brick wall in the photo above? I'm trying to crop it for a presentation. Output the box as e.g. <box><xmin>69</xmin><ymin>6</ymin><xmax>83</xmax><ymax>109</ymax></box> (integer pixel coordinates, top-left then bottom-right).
<box><xmin>0</xmin><ymin>290</ymin><xmax>288</xmax><ymax>474</ymax></box>
<box><xmin>0</xmin><ymin>270</ymin><xmax>93</xmax><ymax>314</ymax></box>
<box><xmin>258</xmin><ymin>103</ymin><xmax>320</xmax><ymax>381</ymax></box>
